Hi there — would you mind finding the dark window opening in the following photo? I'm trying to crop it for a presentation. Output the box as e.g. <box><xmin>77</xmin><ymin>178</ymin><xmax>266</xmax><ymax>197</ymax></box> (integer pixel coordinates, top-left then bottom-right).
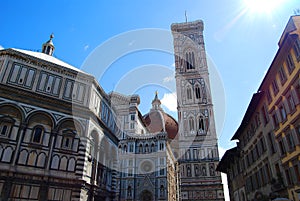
<box><xmin>32</xmin><ymin>127</ymin><xmax>43</xmax><ymax>143</ymax></box>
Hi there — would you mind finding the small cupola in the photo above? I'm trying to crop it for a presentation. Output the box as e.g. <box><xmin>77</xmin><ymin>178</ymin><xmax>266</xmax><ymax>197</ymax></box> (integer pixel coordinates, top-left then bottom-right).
<box><xmin>42</xmin><ymin>34</ymin><xmax>55</xmax><ymax>56</ymax></box>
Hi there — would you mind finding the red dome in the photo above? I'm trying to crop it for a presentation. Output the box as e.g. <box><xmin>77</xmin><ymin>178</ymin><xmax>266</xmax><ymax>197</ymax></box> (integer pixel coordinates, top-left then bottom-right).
<box><xmin>143</xmin><ymin>110</ymin><xmax>178</xmax><ymax>139</ymax></box>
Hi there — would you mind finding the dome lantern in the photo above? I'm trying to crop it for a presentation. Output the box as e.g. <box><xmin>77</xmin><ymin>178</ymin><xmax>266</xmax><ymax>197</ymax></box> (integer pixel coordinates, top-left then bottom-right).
<box><xmin>42</xmin><ymin>33</ymin><xmax>55</xmax><ymax>56</ymax></box>
<box><xmin>152</xmin><ymin>91</ymin><xmax>161</xmax><ymax>110</ymax></box>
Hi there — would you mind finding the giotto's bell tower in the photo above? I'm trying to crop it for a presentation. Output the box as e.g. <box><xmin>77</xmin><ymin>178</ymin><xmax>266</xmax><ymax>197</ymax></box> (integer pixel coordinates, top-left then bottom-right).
<box><xmin>171</xmin><ymin>20</ymin><xmax>224</xmax><ymax>200</ymax></box>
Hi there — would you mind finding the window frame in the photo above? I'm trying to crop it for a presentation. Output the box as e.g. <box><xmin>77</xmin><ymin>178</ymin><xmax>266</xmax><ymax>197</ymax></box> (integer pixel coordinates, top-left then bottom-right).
<box><xmin>293</xmin><ymin>38</ymin><xmax>300</xmax><ymax>61</ymax></box>
<box><xmin>288</xmin><ymin>95</ymin><xmax>296</xmax><ymax>113</ymax></box>
<box><xmin>195</xmin><ymin>85</ymin><xmax>201</xmax><ymax>100</ymax></box>
<box><xmin>272</xmin><ymin>112</ymin><xmax>279</xmax><ymax>129</ymax></box>
<box><xmin>279</xmin><ymin>105</ymin><xmax>287</xmax><ymax>122</ymax></box>
<box><xmin>8</xmin><ymin>63</ymin><xmax>36</xmax><ymax>89</ymax></box>
<box><xmin>286</xmin><ymin>53</ymin><xmax>295</xmax><ymax>74</ymax></box>
<box><xmin>0</xmin><ymin>117</ymin><xmax>14</xmax><ymax>138</ymax></box>
<box><xmin>272</xmin><ymin>79</ymin><xmax>279</xmax><ymax>96</ymax></box>
<box><xmin>286</xmin><ymin>131</ymin><xmax>295</xmax><ymax>152</ymax></box>
<box><xmin>278</xmin><ymin>65</ymin><xmax>287</xmax><ymax>85</ymax></box>
<box><xmin>61</xmin><ymin>129</ymin><xmax>76</xmax><ymax>150</ymax></box>
<box><xmin>187</xmin><ymin>87</ymin><xmax>192</xmax><ymax>100</ymax></box>
<box><xmin>188</xmin><ymin>116</ymin><xmax>195</xmax><ymax>133</ymax></box>
<box><xmin>31</xmin><ymin>126</ymin><xmax>44</xmax><ymax>144</ymax></box>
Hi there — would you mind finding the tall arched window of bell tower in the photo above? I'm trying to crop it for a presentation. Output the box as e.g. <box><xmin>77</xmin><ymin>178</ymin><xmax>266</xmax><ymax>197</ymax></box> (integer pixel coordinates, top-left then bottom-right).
<box><xmin>188</xmin><ymin>116</ymin><xmax>195</xmax><ymax>133</ymax></box>
<box><xmin>198</xmin><ymin>116</ymin><xmax>205</xmax><ymax>134</ymax></box>
<box><xmin>187</xmin><ymin>87</ymin><xmax>192</xmax><ymax>100</ymax></box>
<box><xmin>185</xmin><ymin>51</ymin><xmax>195</xmax><ymax>70</ymax></box>
<box><xmin>195</xmin><ymin>85</ymin><xmax>201</xmax><ymax>99</ymax></box>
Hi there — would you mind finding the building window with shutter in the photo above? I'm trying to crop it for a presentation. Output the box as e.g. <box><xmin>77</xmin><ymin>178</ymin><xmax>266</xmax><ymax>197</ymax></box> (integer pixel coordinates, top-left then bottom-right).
<box><xmin>266</xmin><ymin>89</ymin><xmax>272</xmax><ymax>103</ymax></box>
<box><xmin>278</xmin><ymin>138</ymin><xmax>286</xmax><ymax>156</ymax></box>
<box><xmin>267</xmin><ymin>132</ymin><xmax>276</xmax><ymax>154</ymax></box>
<box><xmin>261</xmin><ymin>105</ymin><xmax>269</xmax><ymax>125</ymax></box>
<box><xmin>286</xmin><ymin>53</ymin><xmax>295</xmax><ymax>74</ymax></box>
<box><xmin>278</xmin><ymin>66</ymin><xmax>287</xmax><ymax>84</ymax></box>
<box><xmin>285</xmin><ymin>168</ymin><xmax>293</xmax><ymax>185</ymax></box>
<box><xmin>272</xmin><ymin>80</ymin><xmax>279</xmax><ymax>95</ymax></box>
<box><xmin>293</xmin><ymin>38</ymin><xmax>300</xmax><ymax>61</ymax></box>
<box><xmin>272</xmin><ymin>113</ymin><xmax>279</xmax><ymax>129</ymax></box>
<box><xmin>279</xmin><ymin>105</ymin><xmax>287</xmax><ymax>121</ymax></box>
<box><xmin>293</xmin><ymin>163</ymin><xmax>300</xmax><ymax>184</ymax></box>
<box><xmin>286</xmin><ymin>131</ymin><xmax>295</xmax><ymax>152</ymax></box>
<box><xmin>288</xmin><ymin>95</ymin><xmax>296</xmax><ymax>112</ymax></box>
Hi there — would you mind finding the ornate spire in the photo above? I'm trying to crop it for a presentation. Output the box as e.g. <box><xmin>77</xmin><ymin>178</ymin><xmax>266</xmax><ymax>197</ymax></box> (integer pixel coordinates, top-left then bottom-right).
<box><xmin>42</xmin><ymin>33</ymin><xmax>55</xmax><ymax>56</ymax></box>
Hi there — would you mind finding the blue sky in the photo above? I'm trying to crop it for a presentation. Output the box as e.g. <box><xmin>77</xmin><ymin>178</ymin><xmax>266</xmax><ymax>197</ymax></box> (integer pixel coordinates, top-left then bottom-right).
<box><xmin>2</xmin><ymin>0</ymin><xmax>299</xmax><ymax>151</ymax></box>
<box><xmin>2</xmin><ymin>1</ymin><xmax>299</xmax><ymax>199</ymax></box>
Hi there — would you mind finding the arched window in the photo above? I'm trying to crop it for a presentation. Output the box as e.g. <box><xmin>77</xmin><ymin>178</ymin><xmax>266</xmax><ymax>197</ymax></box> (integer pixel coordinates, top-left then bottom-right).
<box><xmin>18</xmin><ymin>149</ymin><xmax>28</xmax><ymax>165</ymax></box>
<box><xmin>192</xmin><ymin>52</ymin><xmax>195</xmax><ymax>67</ymax></box>
<box><xmin>159</xmin><ymin>143</ymin><xmax>164</xmax><ymax>151</ymax></box>
<box><xmin>127</xmin><ymin>186</ymin><xmax>132</xmax><ymax>197</ymax></box>
<box><xmin>60</xmin><ymin>156</ymin><xmax>68</xmax><ymax>171</ymax></box>
<box><xmin>68</xmin><ymin>158</ymin><xmax>76</xmax><ymax>172</ymax></box>
<box><xmin>186</xmin><ymin>51</ymin><xmax>195</xmax><ymax>70</ymax></box>
<box><xmin>0</xmin><ymin>116</ymin><xmax>15</xmax><ymax>136</ymax></box>
<box><xmin>51</xmin><ymin>155</ymin><xmax>60</xmax><ymax>169</ymax></box>
<box><xmin>187</xmin><ymin>165</ymin><xmax>191</xmax><ymax>177</ymax></box>
<box><xmin>62</xmin><ymin>129</ymin><xmax>76</xmax><ymax>150</ymax></box>
<box><xmin>145</xmin><ymin>144</ymin><xmax>149</xmax><ymax>153</ymax></box>
<box><xmin>187</xmin><ymin>87</ymin><xmax>192</xmax><ymax>100</ymax></box>
<box><xmin>32</xmin><ymin>126</ymin><xmax>44</xmax><ymax>143</ymax></box>
<box><xmin>129</xmin><ymin>144</ymin><xmax>134</xmax><ymax>152</ymax></box>
<box><xmin>2</xmin><ymin>146</ymin><xmax>13</xmax><ymax>163</ymax></box>
<box><xmin>90</xmin><ymin>138</ymin><xmax>95</xmax><ymax>158</ymax></box>
<box><xmin>123</xmin><ymin>145</ymin><xmax>127</xmax><ymax>153</ymax></box>
<box><xmin>27</xmin><ymin>151</ymin><xmax>37</xmax><ymax>166</ymax></box>
<box><xmin>202</xmin><ymin>165</ymin><xmax>207</xmax><ymax>176</ymax></box>
<box><xmin>151</xmin><ymin>143</ymin><xmax>155</xmax><ymax>152</ymax></box>
<box><xmin>36</xmin><ymin>152</ymin><xmax>46</xmax><ymax>168</ymax></box>
<box><xmin>209</xmin><ymin>163</ymin><xmax>215</xmax><ymax>176</ymax></box>
<box><xmin>186</xmin><ymin>52</ymin><xmax>190</xmax><ymax>69</ymax></box>
<box><xmin>160</xmin><ymin>185</ymin><xmax>165</xmax><ymax>197</ymax></box>
<box><xmin>198</xmin><ymin>116</ymin><xmax>205</xmax><ymax>133</ymax></box>
<box><xmin>0</xmin><ymin>125</ymin><xmax>8</xmax><ymax>136</ymax></box>
<box><xmin>195</xmin><ymin>165</ymin><xmax>199</xmax><ymax>176</ymax></box>
<box><xmin>63</xmin><ymin>138</ymin><xmax>71</xmax><ymax>148</ymax></box>
<box><xmin>188</xmin><ymin>117</ymin><xmax>194</xmax><ymax>132</ymax></box>
<box><xmin>139</xmin><ymin>144</ymin><xmax>143</xmax><ymax>153</ymax></box>
<box><xmin>189</xmin><ymin>53</ymin><xmax>192</xmax><ymax>69</ymax></box>
<box><xmin>186</xmin><ymin>149</ymin><xmax>191</xmax><ymax>160</ymax></box>
<box><xmin>195</xmin><ymin>85</ymin><xmax>201</xmax><ymax>99</ymax></box>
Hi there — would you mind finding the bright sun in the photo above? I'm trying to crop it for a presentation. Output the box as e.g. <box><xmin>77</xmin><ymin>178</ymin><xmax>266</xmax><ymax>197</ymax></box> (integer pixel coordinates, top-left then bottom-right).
<box><xmin>244</xmin><ymin>0</ymin><xmax>283</xmax><ymax>14</ymax></box>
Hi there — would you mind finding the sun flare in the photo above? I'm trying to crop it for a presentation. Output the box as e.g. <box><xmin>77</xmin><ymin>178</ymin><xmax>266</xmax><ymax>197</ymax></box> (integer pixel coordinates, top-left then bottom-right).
<box><xmin>244</xmin><ymin>0</ymin><xmax>284</xmax><ymax>14</ymax></box>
